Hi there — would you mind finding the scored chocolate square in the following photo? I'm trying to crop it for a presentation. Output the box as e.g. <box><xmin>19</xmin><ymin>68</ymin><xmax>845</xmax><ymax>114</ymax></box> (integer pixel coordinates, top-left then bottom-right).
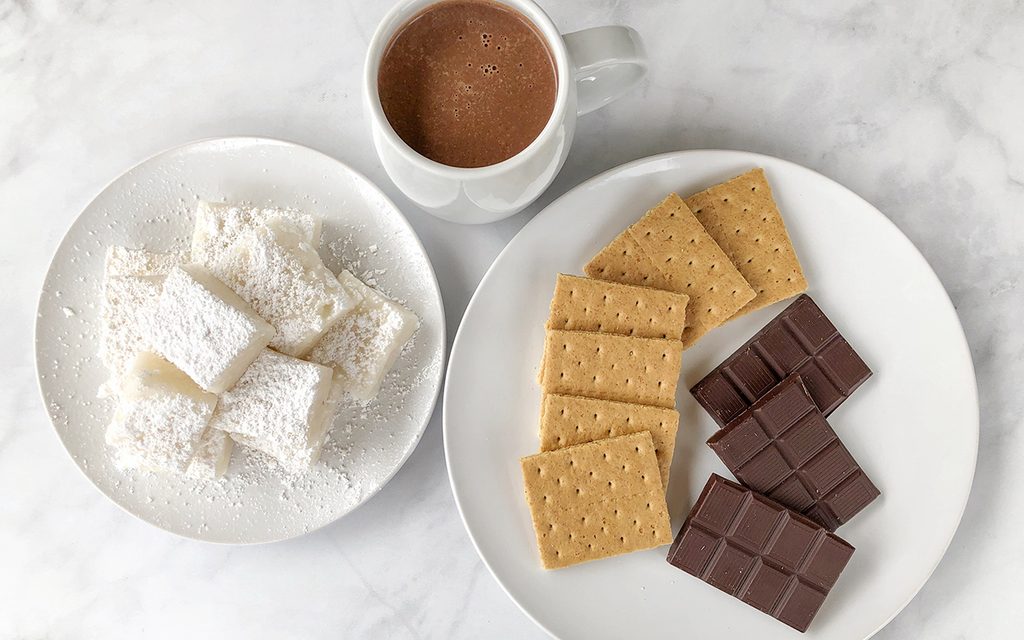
<box><xmin>691</xmin><ymin>294</ymin><xmax>872</xmax><ymax>427</ymax></box>
<box><xmin>667</xmin><ymin>474</ymin><xmax>855</xmax><ymax>633</ymax></box>
<box><xmin>707</xmin><ymin>374</ymin><xmax>880</xmax><ymax>531</ymax></box>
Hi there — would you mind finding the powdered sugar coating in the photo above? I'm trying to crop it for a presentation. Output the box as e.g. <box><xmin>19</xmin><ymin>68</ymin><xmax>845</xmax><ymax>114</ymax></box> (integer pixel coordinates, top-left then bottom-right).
<box><xmin>99</xmin><ymin>275</ymin><xmax>164</xmax><ymax>377</ymax></box>
<box><xmin>105</xmin><ymin>352</ymin><xmax>218</xmax><ymax>473</ymax></box>
<box><xmin>309</xmin><ymin>270</ymin><xmax>419</xmax><ymax>403</ymax></box>
<box><xmin>144</xmin><ymin>265</ymin><xmax>275</xmax><ymax>393</ymax></box>
<box><xmin>99</xmin><ymin>248</ymin><xmax>183</xmax><ymax>379</ymax></box>
<box><xmin>105</xmin><ymin>246</ymin><xmax>183</xmax><ymax>277</ymax></box>
<box><xmin>191</xmin><ymin>200</ymin><xmax>321</xmax><ymax>268</ymax></box>
<box><xmin>212</xmin><ymin>218</ymin><xmax>361</xmax><ymax>357</ymax></box>
<box><xmin>210</xmin><ymin>349</ymin><xmax>335</xmax><ymax>473</ymax></box>
<box><xmin>186</xmin><ymin>428</ymin><xmax>234</xmax><ymax>479</ymax></box>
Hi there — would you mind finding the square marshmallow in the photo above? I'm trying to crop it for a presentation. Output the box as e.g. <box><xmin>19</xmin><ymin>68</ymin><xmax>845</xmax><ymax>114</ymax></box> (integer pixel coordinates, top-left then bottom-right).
<box><xmin>191</xmin><ymin>201</ymin><xmax>322</xmax><ymax>268</ymax></box>
<box><xmin>105</xmin><ymin>352</ymin><xmax>218</xmax><ymax>473</ymax></box>
<box><xmin>210</xmin><ymin>349</ymin><xmax>335</xmax><ymax>473</ymax></box>
<box><xmin>211</xmin><ymin>218</ymin><xmax>361</xmax><ymax>357</ymax></box>
<box><xmin>308</xmin><ymin>271</ymin><xmax>419</xmax><ymax>403</ymax></box>
<box><xmin>144</xmin><ymin>265</ymin><xmax>275</xmax><ymax>393</ymax></box>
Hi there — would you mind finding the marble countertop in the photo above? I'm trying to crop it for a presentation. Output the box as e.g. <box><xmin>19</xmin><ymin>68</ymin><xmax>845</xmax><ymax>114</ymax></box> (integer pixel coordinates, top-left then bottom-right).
<box><xmin>2</xmin><ymin>0</ymin><xmax>1021</xmax><ymax>637</ymax></box>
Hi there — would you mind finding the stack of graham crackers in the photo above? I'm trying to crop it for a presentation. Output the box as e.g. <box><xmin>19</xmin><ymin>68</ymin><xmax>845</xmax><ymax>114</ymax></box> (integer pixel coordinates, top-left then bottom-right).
<box><xmin>520</xmin><ymin>168</ymin><xmax>808</xmax><ymax>570</ymax></box>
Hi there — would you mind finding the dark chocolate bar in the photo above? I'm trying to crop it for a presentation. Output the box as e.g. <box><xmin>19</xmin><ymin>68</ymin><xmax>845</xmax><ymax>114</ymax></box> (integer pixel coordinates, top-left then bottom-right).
<box><xmin>691</xmin><ymin>295</ymin><xmax>871</xmax><ymax>427</ymax></box>
<box><xmin>707</xmin><ymin>374</ymin><xmax>879</xmax><ymax>530</ymax></box>
<box><xmin>667</xmin><ymin>474</ymin><xmax>855</xmax><ymax>633</ymax></box>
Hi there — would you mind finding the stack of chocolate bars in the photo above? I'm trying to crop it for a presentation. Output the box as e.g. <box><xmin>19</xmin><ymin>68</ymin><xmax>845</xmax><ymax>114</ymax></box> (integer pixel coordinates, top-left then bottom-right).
<box><xmin>667</xmin><ymin>294</ymin><xmax>878</xmax><ymax>632</ymax></box>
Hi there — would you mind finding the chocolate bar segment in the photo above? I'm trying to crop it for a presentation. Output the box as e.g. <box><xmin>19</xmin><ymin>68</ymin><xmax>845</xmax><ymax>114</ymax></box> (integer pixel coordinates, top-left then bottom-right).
<box><xmin>691</xmin><ymin>295</ymin><xmax>871</xmax><ymax>427</ymax></box>
<box><xmin>667</xmin><ymin>474</ymin><xmax>855</xmax><ymax>632</ymax></box>
<box><xmin>707</xmin><ymin>374</ymin><xmax>879</xmax><ymax>530</ymax></box>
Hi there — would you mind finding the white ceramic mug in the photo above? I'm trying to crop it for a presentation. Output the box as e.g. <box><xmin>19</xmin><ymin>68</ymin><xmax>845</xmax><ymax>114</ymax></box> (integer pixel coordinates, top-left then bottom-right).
<box><xmin>363</xmin><ymin>0</ymin><xmax>647</xmax><ymax>224</ymax></box>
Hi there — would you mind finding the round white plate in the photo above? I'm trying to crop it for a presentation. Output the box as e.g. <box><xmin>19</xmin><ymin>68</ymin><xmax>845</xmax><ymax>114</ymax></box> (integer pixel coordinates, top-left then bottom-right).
<box><xmin>36</xmin><ymin>137</ymin><xmax>445</xmax><ymax>544</ymax></box>
<box><xmin>444</xmin><ymin>150</ymin><xmax>977</xmax><ymax>639</ymax></box>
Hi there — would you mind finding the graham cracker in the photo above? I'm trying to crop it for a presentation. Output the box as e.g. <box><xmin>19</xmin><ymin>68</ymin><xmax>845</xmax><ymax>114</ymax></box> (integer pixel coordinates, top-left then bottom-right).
<box><xmin>521</xmin><ymin>431</ymin><xmax>672</xmax><ymax>569</ymax></box>
<box><xmin>585</xmin><ymin>195</ymin><xmax>755</xmax><ymax>348</ymax></box>
<box><xmin>540</xmin><ymin>330</ymin><xmax>683</xmax><ymax>408</ymax></box>
<box><xmin>536</xmin><ymin>274</ymin><xmax>688</xmax><ymax>384</ymax></box>
<box><xmin>546</xmin><ymin>274</ymin><xmax>689</xmax><ymax>340</ymax></box>
<box><xmin>626</xmin><ymin>194</ymin><xmax>756</xmax><ymax>347</ymax></box>
<box><xmin>685</xmin><ymin>168</ymin><xmax>807</xmax><ymax>316</ymax></box>
<box><xmin>540</xmin><ymin>394</ymin><xmax>679</xmax><ymax>487</ymax></box>
<box><xmin>584</xmin><ymin>232</ymin><xmax>673</xmax><ymax>291</ymax></box>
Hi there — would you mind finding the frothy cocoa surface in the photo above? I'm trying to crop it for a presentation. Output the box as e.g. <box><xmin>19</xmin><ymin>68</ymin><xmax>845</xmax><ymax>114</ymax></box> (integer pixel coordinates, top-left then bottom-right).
<box><xmin>378</xmin><ymin>0</ymin><xmax>557</xmax><ymax>168</ymax></box>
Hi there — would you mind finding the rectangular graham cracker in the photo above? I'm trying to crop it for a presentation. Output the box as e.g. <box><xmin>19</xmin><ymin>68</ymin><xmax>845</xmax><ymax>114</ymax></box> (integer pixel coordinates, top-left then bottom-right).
<box><xmin>546</xmin><ymin>274</ymin><xmax>689</xmax><ymax>340</ymax></box>
<box><xmin>585</xmin><ymin>194</ymin><xmax>755</xmax><ymax>348</ymax></box>
<box><xmin>540</xmin><ymin>394</ymin><xmax>679</xmax><ymax>487</ymax></box>
<box><xmin>685</xmin><ymin>168</ymin><xmax>807</xmax><ymax>316</ymax></box>
<box><xmin>521</xmin><ymin>431</ymin><xmax>673</xmax><ymax>569</ymax></box>
<box><xmin>541</xmin><ymin>330</ymin><xmax>683</xmax><ymax>408</ymax></box>
<box><xmin>537</xmin><ymin>273</ymin><xmax>688</xmax><ymax>384</ymax></box>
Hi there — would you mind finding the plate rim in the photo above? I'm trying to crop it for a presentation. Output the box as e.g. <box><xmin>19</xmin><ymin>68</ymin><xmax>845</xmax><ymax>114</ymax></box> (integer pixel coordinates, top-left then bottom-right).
<box><xmin>34</xmin><ymin>135</ymin><xmax>447</xmax><ymax>545</ymax></box>
<box><xmin>442</xmin><ymin>149</ymin><xmax>979</xmax><ymax>638</ymax></box>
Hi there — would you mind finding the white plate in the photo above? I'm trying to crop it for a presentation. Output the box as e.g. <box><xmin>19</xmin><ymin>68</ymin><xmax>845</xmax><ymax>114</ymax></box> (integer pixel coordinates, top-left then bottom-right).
<box><xmin>36</xmin><ymin>137</ymin><xmax>445</xmax><ymax>544</ymax></box>
<box><xmin>444</xmin><ymin>150</ymin><xmax>978</xmax><ymax>639</ymax></box>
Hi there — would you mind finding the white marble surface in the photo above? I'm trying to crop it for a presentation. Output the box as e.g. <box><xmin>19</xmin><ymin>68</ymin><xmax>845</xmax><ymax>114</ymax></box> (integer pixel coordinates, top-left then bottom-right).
<box><xmin>1</xmin><ymin>0</ymin><xmax>1021</xmax><ymax>637</ymax></box>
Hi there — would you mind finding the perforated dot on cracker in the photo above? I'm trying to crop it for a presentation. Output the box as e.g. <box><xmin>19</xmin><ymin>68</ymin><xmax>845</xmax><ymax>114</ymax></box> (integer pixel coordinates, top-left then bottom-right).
<box><xmin>520</xmin><ymin>431</ymin><xmax>672</xmax><ymax>569</ymax></box>
<box><xmin>685</xmin><ymin>168</ymin><xmax>807</xmax><ymax>316</ymax></box>
<box><xmin>539</xmin><ymin>394</ymin><xmax>679</xmax><ymax>487</ymax></box>
<box><xmin>540</xmin><ymin>329</ymin><xmax>683</xmax><ymax>408</ymax></box>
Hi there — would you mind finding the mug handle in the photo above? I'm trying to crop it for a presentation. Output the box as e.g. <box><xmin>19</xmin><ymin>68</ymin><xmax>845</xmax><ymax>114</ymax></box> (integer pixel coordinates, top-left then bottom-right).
<box><xmin>563</xmin><ymin>26</ymin><xmax>648</xmax><ymax>116</ymax></box>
